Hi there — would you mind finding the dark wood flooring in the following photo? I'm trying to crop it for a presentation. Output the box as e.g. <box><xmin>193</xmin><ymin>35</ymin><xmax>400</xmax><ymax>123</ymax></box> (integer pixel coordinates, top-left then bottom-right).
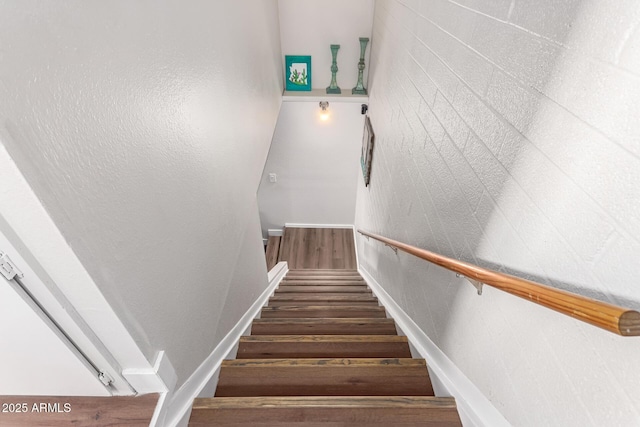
<box><xmin>277</xmin><ymin>228</ymin><xmax>357</xmax><ymax>270</ymax></box>
<box><xmin>0</xmin><ymin>394</ymin><xmax>158</xmax><ymax>426</ymax></box>
<box><xmin>265</xmin><ymin>236</ymin><xmax>281</xmax><ymax>270</ymax></box>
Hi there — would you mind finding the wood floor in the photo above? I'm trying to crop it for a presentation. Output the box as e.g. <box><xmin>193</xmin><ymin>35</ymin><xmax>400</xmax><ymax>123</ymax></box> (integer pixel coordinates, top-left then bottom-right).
<box><xmin>0</xmin><ymin>394</ymin><xmax>158</xmax><ymax>426</ymax></box>
<box><xmin>189</xmin><ymin>270</ymin><xmax>462</xmax><ymax>426</ymax></box>
<box><xmin>265</xmin><ymin>236</ymin><xmax>281</xmax><ymax>270</ymax></box>
<box><xmin>275</xmin><ymin>228</ymin><xmax>357</xmax><ymax>270</ymax></box>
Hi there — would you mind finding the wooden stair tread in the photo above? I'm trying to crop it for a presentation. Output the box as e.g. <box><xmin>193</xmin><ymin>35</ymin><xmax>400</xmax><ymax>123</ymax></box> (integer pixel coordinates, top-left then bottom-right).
<box><xmin>284</xmin><ymin>276</ymin><xmax>364</xmax><ymax>281</ymax></box>
<box><xmin>270</xmin><ymin>294</ymin><xmax>378</xmax><ymax>302</ymax></box>
<box><xmin>221</xmin><ymin>358</ymin><xmax>426</xmax><ymax>367</ymax></box>
<box><xmin>267</xmin><ymin>298</ymin><xmax>380</xmax><ymax>307</ymax></box>
<box><xmin>274</xmin><ymin>292</ymin><xmax>373</xmax><ymax>298</ymax></box>
<box><xmin>189</xmin><ymin>396</ymin><xmax>462</xmax><ymax>426</ymax></box>
<box><xmin>263</xmin><ymin>306</ymin><xmax>385</xmax><ymax>312</ymax></box>
<box><xmin>239</xmin><ymin>335</ymin><xmax>407</xmax><ymax>343</ymax></box>
<box><xmin>193</xmin><ymin>395</ymin><xmax>457</xmax><ymax>409</ymax></box>
<box><xmin>281</xmin><ymin>280</ymin><xmax>366</xmax><ymax>285</ymax></box>
<box><xmin>250</xmin><ymin>318</ymin><xmax>398</xmax><ymax>335</ymax></box>
<box><xmin>276</xmin><ymin>285</ymin><xmax>371</xmax><ymax>293</ymax></box>
<box><xmin>288</xmin><ymin>269</ymin><xmax>359</xmax><ymax>273</ymax></box>
<box><xmin>261</xmin><ymin>306</ymin><xmax>386</xmax><ymax>318</ymax></box>
<box><xmin>216</xmin><ymin>358</ymin><xmax>434</xmax><ymax>397</ymax></box>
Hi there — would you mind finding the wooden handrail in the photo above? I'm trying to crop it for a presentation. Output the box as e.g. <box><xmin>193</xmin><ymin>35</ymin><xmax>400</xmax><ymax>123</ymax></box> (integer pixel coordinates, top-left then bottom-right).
<box><xmin>357</xmin><ymin>229</ymin><xmax>640</xmax><ymax>336</ymax></box>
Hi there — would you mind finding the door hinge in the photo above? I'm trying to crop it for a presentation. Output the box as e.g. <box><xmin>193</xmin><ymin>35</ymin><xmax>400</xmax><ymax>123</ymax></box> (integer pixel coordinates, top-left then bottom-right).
<box><xmin>0</xmin><ymin>252</ymin><xmax>24</xmax><ymax>281</ymax></box>
<box><xmin>98</xmin><ymin>371</ymin><xmax>114</xmax><ymax>387</ymax></box>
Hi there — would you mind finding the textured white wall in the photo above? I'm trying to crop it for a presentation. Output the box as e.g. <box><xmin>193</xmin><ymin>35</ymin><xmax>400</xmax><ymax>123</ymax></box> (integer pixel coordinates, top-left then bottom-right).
<box><xmin>279</xmin><ymin>0</ymin><xmax>375</xmax><ymax>90</ymax></box>
<box><xmin>356</xmin><ymin>0</ymin><xmax>640</xmax><ymax>425</ymax></box>
<box><xmin>257</xmin><ymin>101</ymin><xmax>365</xmax><ymax>233</ymax></box>
<box><xmin>0</xmin><ymin>0</ymin><xmax>282</xmax><ymax>388</ymax></box>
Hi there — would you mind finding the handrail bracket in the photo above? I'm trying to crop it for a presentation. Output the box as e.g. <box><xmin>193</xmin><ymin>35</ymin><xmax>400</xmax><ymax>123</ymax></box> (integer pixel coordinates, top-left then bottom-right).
<box><xmin>385</xmin><ymin>243</ymin><xmax>398</xmax><ymax>254</ymax></box>
<box><xmin>457</xmin><ymin>273</ymin><xmax>483</xmax><ymax>295</ymax></box>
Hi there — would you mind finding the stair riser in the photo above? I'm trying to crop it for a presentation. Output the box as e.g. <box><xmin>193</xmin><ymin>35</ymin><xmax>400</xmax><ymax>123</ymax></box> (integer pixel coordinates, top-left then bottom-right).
<box><xmin>261</xmin><ymin>309</ymin><xmax>386</xmax><ymax>319</ymax></box>
<box><xmin>272</xmin><ymin>293</ymin><xmax>374</xmax><ymax>299</ymax></box>
<box><xmin>287</xmin><ymin>270</ymin><xmax>359</xmax><ymax>274</ymax></box>
<box><xmin>216</xmin><ymin>366</ymin><xmax>433</xmax><ymax>397</ymax></box>
<box><xmin>284</xmin><ymin>277</ymin><xmax>364</xmax><ymax>281</ymax></box>
<box><xmin>281</xmin><ymin>281</ymin><xmax>366</xmax><ymax>286</ymax></box>
<box><xmin>250</xmin><ymin>320</ymin><xmax>398</xmax><ymax>335</ymax></box>
<box><xmin>189</xmin><ymin>407</ymin><xmax>462</xmax><ymax>426</ymax></box>
<box><xmin>268</xmin><ymin>301</ymin><xmax>379</xmax><ymax>307</ymax></box>
<box><xmin>276</xmin><ymin>286</ymin><xmax>371</xmax><ymax>293</ymax></box>
<box><xmin>269</xmin><ymin>296</ymin><xmax>378</xmax><ymax>303</ymax></box>
<box><xmin>236</xmin><ymin>342</ymin><xmax>412</xmax><ymax>358</ymax></box>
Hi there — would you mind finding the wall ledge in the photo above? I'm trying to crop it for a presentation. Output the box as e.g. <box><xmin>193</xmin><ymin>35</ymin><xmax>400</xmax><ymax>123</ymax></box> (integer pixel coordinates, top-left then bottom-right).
<box><xmin>283</xmin><ymin>89</ymin><xmax>369</xmax><ymax>103</ymax></box>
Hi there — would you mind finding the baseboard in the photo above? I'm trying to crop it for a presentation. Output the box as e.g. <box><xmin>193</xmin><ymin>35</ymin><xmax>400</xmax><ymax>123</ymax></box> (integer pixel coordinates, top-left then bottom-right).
<box><xmin>267</xmin><ymin>228</ymin><xmax>284</xmax><ymax>237</ymax></box>
<box><xmin>359</xmin><ymin>267</ymin><xmax>510</xmax><ymax>427</ymax></box>
<box><xmin>351</xmin><ymin>227</ymin><xmax>360</xmax><ymax>270</ymax></box>
<box><xmin>284</xmin><ymin>223</ymin><xmax>354</xmax><ymax>229</ymax></box>
<box><xmin>163</xmin><ymin>262</ymin><xmax>289</xmax><ymax>427</ymax></box>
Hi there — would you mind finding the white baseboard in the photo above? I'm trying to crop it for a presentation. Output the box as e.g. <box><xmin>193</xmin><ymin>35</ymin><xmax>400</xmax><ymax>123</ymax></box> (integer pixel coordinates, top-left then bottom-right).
<box><xmin>163</xmin><ymin>262</ymin><xmax>288</xmax><ymax>427</ymax></box>
<box><xmin>267</xmin><ymin>228</ymin><xmax>283</xmax><ymax>237</ymax></box>
<box><xmin>284</xmin><ymin>223</ymin><xmax>354</xmax><ymax>229</ymax></box>
<box><xmin>351</xmin><ymin>227</ymin><xmax>360</xmax><ymax>270</ymax></box>
<box><xmin>359</xmin><ymin>267</ymin><xmax>510</xmax><ymax>427</ymax></box>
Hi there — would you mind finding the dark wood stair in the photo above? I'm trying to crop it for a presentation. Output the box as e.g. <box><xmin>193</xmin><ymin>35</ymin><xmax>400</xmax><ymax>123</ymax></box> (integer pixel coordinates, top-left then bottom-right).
<box><xmin>250</xmin><ymin>318</ymin><xmax>399</xmax><ymax>335</ymax></box>
<box><xmin>189</xmin><ymin>396</ymin><xmax>462</xmax><ymax>426</ymax></box>
<box><xmin>237</xmin><ymin>335</ymin><xmax>412</xmax><ymax>358</ymax></box>
<box><xmin>189</xmin><ymin>269</ymin><xmax>462</xmax><ymax>426</ymax></box>
<box><xmin>268</xmin><ymin>294</ymin><xmax>379</xmax><ymax>306</ymax></box>
<box><xmin>215</xmin><ymin>358</ymin><xmax>434</xmax><ymax>397</ymax></box>
<box><xmin>261</xmin><ymin>305</ymin><xmax>387</xmax><ymax>318</ymax></box>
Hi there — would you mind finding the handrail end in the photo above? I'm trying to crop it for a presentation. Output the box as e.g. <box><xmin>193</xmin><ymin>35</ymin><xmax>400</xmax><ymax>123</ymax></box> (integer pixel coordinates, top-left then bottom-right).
<box><xmin>619</xmin><ymin>310</ymin><xmax>640</xmax><ymax>336</ymax></box>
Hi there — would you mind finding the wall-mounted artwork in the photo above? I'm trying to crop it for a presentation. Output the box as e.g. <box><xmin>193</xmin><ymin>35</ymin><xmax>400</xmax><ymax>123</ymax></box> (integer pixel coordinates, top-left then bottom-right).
<box><xmin>361</xmin><ymin>116</ymin><xmax>374</xmax><ymax>186</ymax></box>
<box><xmin>285</xmin><ymin>55</ymin><xmax>312</xmax><ymax>91</ymax></box>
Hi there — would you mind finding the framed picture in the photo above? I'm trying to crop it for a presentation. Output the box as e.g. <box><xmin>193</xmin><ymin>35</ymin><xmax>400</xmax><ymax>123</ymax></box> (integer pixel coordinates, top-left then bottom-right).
<box><xmin>361</xmin><ymin>116</ymin><xmax>374</xmax><ymax>186</ymax></box>
<box><xmin>285</xmin><ymin>55</ymin><xmax>312</xmax><ymax>91</ymax></box>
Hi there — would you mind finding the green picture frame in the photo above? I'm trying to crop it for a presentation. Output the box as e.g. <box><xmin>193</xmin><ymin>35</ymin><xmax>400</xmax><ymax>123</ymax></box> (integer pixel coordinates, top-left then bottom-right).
<box><xmin>285</xmin><ymin>55</ymin><xmax>312</xmax><ymax>91</ymax></box>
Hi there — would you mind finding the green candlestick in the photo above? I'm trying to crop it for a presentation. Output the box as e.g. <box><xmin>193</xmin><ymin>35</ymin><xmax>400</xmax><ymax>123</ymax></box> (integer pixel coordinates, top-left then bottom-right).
<box><xmin>352</xmin><ymin>37</ymin><xmax>369</xmax><ymax>95</ymax></box>
<box><xmin>326</xmin><ymin>44</ymin><xmax>341</xmax><ymax>94</ymax></box>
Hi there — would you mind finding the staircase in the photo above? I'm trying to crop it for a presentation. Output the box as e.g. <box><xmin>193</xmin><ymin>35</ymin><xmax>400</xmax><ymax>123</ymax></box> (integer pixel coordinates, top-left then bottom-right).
<box><xmin>189</xmin><ymin>269</ymin><xmax>462</xmax><ymax>426</ymax></box>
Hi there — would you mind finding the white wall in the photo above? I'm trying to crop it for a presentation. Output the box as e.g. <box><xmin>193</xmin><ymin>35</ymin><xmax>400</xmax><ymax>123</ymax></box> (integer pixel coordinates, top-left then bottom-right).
<box><xmin>356</xmin><ymin>0</ymin><xmax>640</xmax><ymax>425</ymax></box>
<box><xmin>0</xmin><ymin>0</ymin><xmax>282</xmax><ymax>390</ymax></box>
<box><xmin>279</xmin><ymin>0</ymin><xmax>375</xmax><ymax>90</ymax></box>
<box><xmin>0</xmin><ymin>259</ymin><xmax>108</xmax><ymax>396</ymax></box>
<box><xmin>258</xmin><ymin>100</ymin><xmax>365</xmax><ymax>233</ymax></box>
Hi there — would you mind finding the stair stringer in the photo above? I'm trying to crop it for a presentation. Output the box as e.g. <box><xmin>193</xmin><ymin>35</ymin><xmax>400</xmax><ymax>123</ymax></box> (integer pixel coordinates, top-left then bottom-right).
<box><xmin>162</xmin><ymin>262</ymin><xmax>289</xmax><ymax>427</ymax></box>
<box><xmin>359</xmin><ymin>267</ymin><xmax>510</xmax><ymax>427</ymax></box>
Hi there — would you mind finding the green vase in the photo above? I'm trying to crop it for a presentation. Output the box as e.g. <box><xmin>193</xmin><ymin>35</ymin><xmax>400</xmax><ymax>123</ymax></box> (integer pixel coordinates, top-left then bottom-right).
<box><xmin>352</xmin><ymin>37</ymin><xmax>369</xmax><ymax>95</ymax></box>
<box><xmin>326</xmin><ymin>44</ymin><xmax>341</xmax><ymax>94</ymax></box>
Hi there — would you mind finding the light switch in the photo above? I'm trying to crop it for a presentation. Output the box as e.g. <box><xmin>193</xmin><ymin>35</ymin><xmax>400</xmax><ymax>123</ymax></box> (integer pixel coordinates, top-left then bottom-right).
<box><xmin>268</xmin><ymin>173</ymin><xmax>277</xmax><ymax>183</ymax></box>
